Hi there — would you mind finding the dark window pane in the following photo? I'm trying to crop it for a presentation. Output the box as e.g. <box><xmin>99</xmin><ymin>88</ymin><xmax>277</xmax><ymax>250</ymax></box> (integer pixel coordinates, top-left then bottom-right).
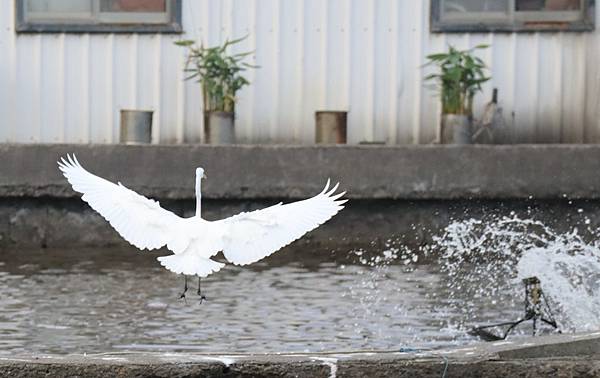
<box><xmin>100</xmin><ymin>0</ymin><xmax>166</xmax><ymax>12</ymax></box>
<box><xmin>516</xmin><ymin>0</ymin><xmax>581</xmax><ymax>11</ymax></box>
<box><xmin>443</xmin><ymin>0</ymin><xmax>509</xmax><ymax>14</ymax></box>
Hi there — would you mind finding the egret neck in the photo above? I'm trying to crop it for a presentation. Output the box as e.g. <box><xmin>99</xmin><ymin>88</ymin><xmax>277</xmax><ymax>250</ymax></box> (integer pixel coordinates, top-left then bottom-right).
<box><xmin>195</xmin><ymin>168</ymin><xmax>205</xmax><ymax>217</ymax></box>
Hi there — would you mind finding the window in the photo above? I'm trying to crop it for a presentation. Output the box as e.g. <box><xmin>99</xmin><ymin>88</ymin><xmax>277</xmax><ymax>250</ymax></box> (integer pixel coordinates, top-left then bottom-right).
<box><xmin>431</xmin><ymin>0</ymin><xmax>595</xmax><ymax>32</ymax></box>
<box><xmin>16</xmin><ymin>0</ymin><xmax>182</xmax><ymax>33</ymax></box>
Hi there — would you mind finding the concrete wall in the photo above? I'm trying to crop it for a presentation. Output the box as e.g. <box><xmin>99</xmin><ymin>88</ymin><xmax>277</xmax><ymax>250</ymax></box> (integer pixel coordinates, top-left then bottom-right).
<box><xmin>2</xmin><ymin>144</ymin><xmax>600</xmax><ymax>249</ymax></box>
<box><xmin>1</xmin><ymin>1</ymin><xmax>599</xmax><ymax>144</ymax></box>
<box><xmin>2</xmin><ymin>144</ymin><xmax>600</xmax><ymax>200</ymax></box>
<box><xmin>3</xmin><ymin>332</ymin><xmax>600</xmax><ymax>378</ymax></box>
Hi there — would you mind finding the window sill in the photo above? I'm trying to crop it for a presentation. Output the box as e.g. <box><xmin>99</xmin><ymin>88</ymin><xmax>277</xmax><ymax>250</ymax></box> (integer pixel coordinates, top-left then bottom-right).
<box><xmin>15</xmin><ymin>22</ymin><xmax>183</xmax><ymax>34</ymax></box>
<box><xmin>431</xmin><ymin>21</ymin><xmax>595</xmax><ymax>33</ymax></box>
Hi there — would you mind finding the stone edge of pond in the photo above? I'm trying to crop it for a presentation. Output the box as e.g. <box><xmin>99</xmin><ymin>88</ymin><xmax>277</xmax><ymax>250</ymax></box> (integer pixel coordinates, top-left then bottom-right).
<box><xmin>1</xmin><ymin>356</ymin><xmax>599</xmax><ymax>378</ymax></box>
<box><xmin>1</xmin><ymin>332</ymin><xmax>599</xmax><ymax>377</ymax></box>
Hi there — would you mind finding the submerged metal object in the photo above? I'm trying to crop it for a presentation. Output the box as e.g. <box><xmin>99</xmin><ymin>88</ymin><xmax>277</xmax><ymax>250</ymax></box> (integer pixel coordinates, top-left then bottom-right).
<box><xmin>470</xmin><ymin>276</ymin><xmax>560</xmax><ymax>341</ymax></box>
<box><xmin>120</xmin><ymin>110</ymin><xmax>153</xmax><ymax>144</ymax></box>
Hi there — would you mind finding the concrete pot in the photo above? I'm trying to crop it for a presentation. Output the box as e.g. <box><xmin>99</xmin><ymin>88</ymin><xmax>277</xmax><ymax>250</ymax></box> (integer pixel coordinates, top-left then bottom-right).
<box><xmin>315</xmin><ymin>111</ymin><xmax>347</xmax><ymax>144</ymax></box>
<box><xmin>441</xmin><ymin>114</ymin><xmax>472</xmax><ymax>144</ymax></box>
<box><xmin>204</xmin><ymin>111</ymin><xmax>235</xmax><ymax>144</ymax></box>
<box><xmin>120</xmin><ymin>110</ymin><xmax>153</xmax><ymax>144</ymax></box>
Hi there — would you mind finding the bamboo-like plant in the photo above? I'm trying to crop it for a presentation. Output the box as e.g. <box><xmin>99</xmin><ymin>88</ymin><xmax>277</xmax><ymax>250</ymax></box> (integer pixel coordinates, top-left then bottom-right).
<box><xmin>175</xmin><ymin>36</ymin><xmax>257</xmax><ymax>113</ymax></box>
<box><xmin>425</xmin><ymin>45</ymin><xmax>490</xmax><ymax>116</ymax></box>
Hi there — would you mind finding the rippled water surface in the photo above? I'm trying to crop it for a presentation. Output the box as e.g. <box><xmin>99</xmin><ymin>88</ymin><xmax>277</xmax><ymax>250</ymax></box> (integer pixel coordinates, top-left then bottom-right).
<box><xmin>0</xmin><ymin>245</ymin><xmax>524</xmax><ymax>355</ymax></box>
<box><xmin>4</xmin><ymin>212</ymin><xmax>600</xmax><ymax>355</ymax></box>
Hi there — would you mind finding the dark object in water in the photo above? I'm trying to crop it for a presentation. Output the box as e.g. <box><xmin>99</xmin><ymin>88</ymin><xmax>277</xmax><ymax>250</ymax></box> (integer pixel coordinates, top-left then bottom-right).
<box><xmin>470</xmin><ymin>276</ymin><xmax>560</xmax><ymax>341</ymax></box>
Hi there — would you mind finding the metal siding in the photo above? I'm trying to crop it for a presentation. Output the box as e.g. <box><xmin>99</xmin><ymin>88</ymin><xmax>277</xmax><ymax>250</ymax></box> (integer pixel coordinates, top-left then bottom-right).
<box><xmin>301</xmin><ymin>0</ymin><xmax>326</xmax><ymax>144</ymax></box>
<box><xmin>537</xmin><ymin>34</ymin><xmax>562</xmax><ymax>143</ymax></box>
<box><xmin>560</xmin><ymin>33</ymin><xmax>585</xmax><ymax>143</ymax></box>
<box><xmin>277</xmin><ymin>0</ymin><xmax>303</xmax><ymax>142</ymax></box>
<box><xmin>254</xmin><ymin>0</ymin><xmax>279</xmax><ymax>143</ymax></box>
<box><xmin>490</xmin><ymin>33</ymin><xmax>516</xmax><ymax>142</ymax></box>
<box><xmin>89</xmin><ymin>34</ymin><xmax>111</xmax><ymax>143</ymax></box>
<box><xmin>396</xmin><ymin>0</ymin><xmax>421</xmax><ymax>145</ymax></box>
<box><xmin>584</xmin><ymin>30</ymin><xmax>600</xmax><ymax>142</ymax></box>
<box><xmin>0</xmin><ymin>0</ymin><xmax>599</xmax><ymax>144</ymax></box>
<box><xmin>373</xmin><ymin>0</ymin><xmax>393</xmax><ymax>143</ymax></box>
<box><xmin>231</xmin><ymin>0</ymin><xmax>255</xmax><ymax>143</ymax></box>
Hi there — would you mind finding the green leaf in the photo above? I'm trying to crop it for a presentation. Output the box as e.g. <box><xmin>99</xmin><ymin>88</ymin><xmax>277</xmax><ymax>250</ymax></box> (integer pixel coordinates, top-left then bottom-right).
<box><xmin>426</xmin><ymin>53</ymin><xmax>448</xmax><ymax>60</ymax></box>
<box><xmin>174</xmin><ymin>40</ymin><xmax>195</xmax><ymax>47</ymax></box>
<box><xmin>423</xmin><ymin>43</ymin><xmax>491</xmax><ymax>116</ymax></box>
<box><xmin>173</xmin><ymin>35</ymin><xmax>258</xmax><ymax>111</ymax></box>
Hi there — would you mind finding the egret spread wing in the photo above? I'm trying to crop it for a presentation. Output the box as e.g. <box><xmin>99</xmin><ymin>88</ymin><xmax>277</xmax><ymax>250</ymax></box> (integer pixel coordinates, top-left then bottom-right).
<box><xmin>218</xmin><ymin>180</ymin><xmax>346</xmax><ymax>265</ymax></box>
<box><xmin>58</xmin><ymin>154</ymin><xmax>184</xmax><ymax>251</ymax></box>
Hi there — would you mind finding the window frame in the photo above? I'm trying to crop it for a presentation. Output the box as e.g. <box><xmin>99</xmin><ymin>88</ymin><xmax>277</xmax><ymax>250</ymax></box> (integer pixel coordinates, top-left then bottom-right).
<box><xmin>431</xmin><ymin>0</ymin><xmax>595</xmax><ymax>32</ymax></box>
<box><xmin>15</xmin><ymin>0</ymin><xmax>183</xmax><ymax>33</ymax></box>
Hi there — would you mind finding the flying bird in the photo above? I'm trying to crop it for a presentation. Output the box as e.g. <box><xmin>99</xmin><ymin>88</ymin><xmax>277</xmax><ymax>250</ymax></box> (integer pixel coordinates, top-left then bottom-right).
<box><xmin>58</xmin><ymin>154</ymin><xmax>346</xmax><ymax>301</ymax></box>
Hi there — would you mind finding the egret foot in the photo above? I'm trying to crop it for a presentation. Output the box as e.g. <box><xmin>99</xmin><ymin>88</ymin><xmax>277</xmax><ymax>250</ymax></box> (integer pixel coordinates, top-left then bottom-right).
<box><xmin>197</xmin><ymin>277</ymin><xmax>207</xmax><ymax>304</ymax></box>
<box><xmin>179</xmin><ymin>275</ymin><xmax>188</xmax><ymax>302</ymax></box>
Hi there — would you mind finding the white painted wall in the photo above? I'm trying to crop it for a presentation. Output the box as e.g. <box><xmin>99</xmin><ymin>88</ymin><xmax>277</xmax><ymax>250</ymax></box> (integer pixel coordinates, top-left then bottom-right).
<box><xmin>0</xmin><ymin>1</ymin><xmax>599</xmax><ymax>144</ymax></box>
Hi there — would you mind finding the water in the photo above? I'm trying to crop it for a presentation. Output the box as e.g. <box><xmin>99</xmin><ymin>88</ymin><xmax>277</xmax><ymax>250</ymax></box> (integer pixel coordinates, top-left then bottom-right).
<box><xmin>432</xmin><ymin>213</ymin><xmax>600</xmax><ymax>335</ymax></box>
<box><xmin>1</xmin><ymin>214</ymin><xmax>598</xmax><ymax>355</ymax></box>
<box><xmin>0</xmin><ymin>246</ymin><xmax>511</xmax><ymax>355</ymax></box>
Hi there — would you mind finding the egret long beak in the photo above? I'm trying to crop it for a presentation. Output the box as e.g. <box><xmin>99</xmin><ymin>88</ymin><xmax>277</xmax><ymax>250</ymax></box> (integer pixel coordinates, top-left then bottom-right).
<box><xmin>203</xmin><ymin>173</ymin><xmax>207</xmax><ymax>179</ymax></box>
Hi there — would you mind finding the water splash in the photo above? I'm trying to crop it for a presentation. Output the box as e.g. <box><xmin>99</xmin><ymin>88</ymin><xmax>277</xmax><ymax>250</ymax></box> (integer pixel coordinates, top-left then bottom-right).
<box><xmin>517</xmin><ymin>243</ymin><xmax>600</xmax><ymax>331</ymax></box>
<box><xmin>341</xmin><ymin>247</ymin><xmax>404</xmax><ymax>340</ymax></box>
<box><xmin>335</xmin><ymin>212</ymin><xmax>600</xmax><ymax>348</ymax></box>
<box><xmin>431</xmin><ymin>213</ymin><xmax>600</xmax><ymax>334</ymax></box>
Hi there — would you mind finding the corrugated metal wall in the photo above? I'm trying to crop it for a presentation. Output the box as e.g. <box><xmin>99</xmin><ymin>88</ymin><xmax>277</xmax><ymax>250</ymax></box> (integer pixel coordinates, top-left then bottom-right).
<box><xmin>1</xmin><ymin>1</ymin><xmax>599</xmax><ymax>144</ymax></box>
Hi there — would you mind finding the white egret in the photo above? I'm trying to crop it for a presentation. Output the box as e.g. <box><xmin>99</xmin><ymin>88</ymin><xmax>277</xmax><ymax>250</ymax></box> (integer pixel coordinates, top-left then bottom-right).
<box><xmin>58</xmin><ymin>154</ymin><xmax>346</xmax><ymax>301</ymax></box>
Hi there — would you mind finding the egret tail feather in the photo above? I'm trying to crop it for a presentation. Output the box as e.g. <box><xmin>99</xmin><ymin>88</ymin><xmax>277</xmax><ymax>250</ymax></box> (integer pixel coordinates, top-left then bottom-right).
<box><xmin>157</xmin><ymin>253</ymin><xmax>224</xmax><ymax>277</ymax></box>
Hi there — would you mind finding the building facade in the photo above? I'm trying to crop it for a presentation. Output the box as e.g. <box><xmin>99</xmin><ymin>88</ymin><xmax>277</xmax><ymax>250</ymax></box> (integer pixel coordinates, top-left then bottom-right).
<box><xmin>0</xmin><ymin>0</ymin><xmax>599</xmax><ymax>145</ymax></box>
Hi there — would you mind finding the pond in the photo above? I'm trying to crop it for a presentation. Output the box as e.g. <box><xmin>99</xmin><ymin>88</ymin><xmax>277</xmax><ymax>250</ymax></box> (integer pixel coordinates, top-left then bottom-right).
<box><xmin>1</xmin><ymin>214</ymin><xmax>597</xmax><ymax>355</ymax></box>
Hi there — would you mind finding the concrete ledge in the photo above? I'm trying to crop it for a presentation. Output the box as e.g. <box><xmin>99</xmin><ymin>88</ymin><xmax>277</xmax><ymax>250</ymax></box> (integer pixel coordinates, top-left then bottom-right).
<box><xmin>2</xmin><ymin>332</ymin><xmax>600</xmax><ymax>377</ymax></box>
<box><xmin>496</xmin><ymin>332</ymin><xmax>600</xmax><ymax>359</ymax></box>
<box><xmin>2</xmin><ymin>144</ymin><xmax>600</xmax><ymax>200</ymax></box>
<box><xmin>5</xmin><ymin>356</ymin><xmax>600</xmax><ymax>378</ymax></box>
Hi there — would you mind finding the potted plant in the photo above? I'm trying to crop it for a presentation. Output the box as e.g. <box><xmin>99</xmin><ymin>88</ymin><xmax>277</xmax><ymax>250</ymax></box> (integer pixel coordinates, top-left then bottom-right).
<box><xmin>175</xmin><ymin>36</ymin><xmax>257</xmax><ymax>144</ymax></box>
<box><xmin>425</xmin><ymin>45</ymin><xmax>490</xmax><ymax>144</ymax></box>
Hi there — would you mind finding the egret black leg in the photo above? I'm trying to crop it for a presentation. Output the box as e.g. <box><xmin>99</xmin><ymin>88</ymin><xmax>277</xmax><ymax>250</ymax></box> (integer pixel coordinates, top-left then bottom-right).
<box><xmin>179</xmin><ymin>275</ymin><xmax>188</xmax><ymax>301</ymax></box>
<box><xmin>197</xmin><ymin>276</ymin><xmax>207</xmax><ymax>304</ymax></box>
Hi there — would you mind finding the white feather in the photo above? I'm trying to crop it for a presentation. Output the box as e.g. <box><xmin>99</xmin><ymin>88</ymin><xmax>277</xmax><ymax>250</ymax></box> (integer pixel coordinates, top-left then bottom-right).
<box><xmin>58</xmin><ymin>154</ymin><xmax>346</xmax><ymax>276</ymax></box>
<box><xmin>217</xmin><ymin>181</ymin><xmax>346</xmax><ymax>265</ymax></box>
<box><xmin>58</xmin><ymin>154</ymin><xmax>185</xmax><ymax>251</ymax></box>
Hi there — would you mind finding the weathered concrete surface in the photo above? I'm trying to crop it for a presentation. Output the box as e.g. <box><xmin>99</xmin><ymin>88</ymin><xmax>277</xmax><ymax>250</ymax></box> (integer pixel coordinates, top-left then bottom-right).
<box><xmin>2</xmin><ymin>332</ymin><xmax>600</xmax><ymax>377</ymax></box>
<box><xmin>2</xmin><ymin>144</ymin><xmax>600</xmax><ymax>200</ymax></box>
<box><xmin>2</xmin><ymin>197</ymin><xmax>599</xmax><ymax>249</ymax></box>
<box><xmin>4</xmin><ymin>356</ymin><xmax>600</xmax><ymax>378</ymax></box>
<box><xmin>496</xmin><ymin>332</ymin><xmax>600</xmax><ymax>359</ymax></box>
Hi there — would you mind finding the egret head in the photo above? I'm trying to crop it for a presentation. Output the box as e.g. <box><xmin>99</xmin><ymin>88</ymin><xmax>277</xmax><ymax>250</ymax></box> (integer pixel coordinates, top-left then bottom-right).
<box><xmin>196</xmin><ymin>167</ymin><xmax>207</xmax><ymax>179</ymax></box>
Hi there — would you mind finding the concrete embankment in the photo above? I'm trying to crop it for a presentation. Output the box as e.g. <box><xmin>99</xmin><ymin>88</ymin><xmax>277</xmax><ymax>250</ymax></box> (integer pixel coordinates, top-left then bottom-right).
<box><xmin>2</xmin><ymin>144</ymin><xmax>600</xmax><ymax>248</ymax></box>
<box><xmin>2</xmin><ymin>144</ymin><xmax>600</xmax><ymax>200</ymax></box>
<box><xmin>2</xmin><ymin>332</ymin><xmax>600</xmax><ymax>377</ymax></box>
